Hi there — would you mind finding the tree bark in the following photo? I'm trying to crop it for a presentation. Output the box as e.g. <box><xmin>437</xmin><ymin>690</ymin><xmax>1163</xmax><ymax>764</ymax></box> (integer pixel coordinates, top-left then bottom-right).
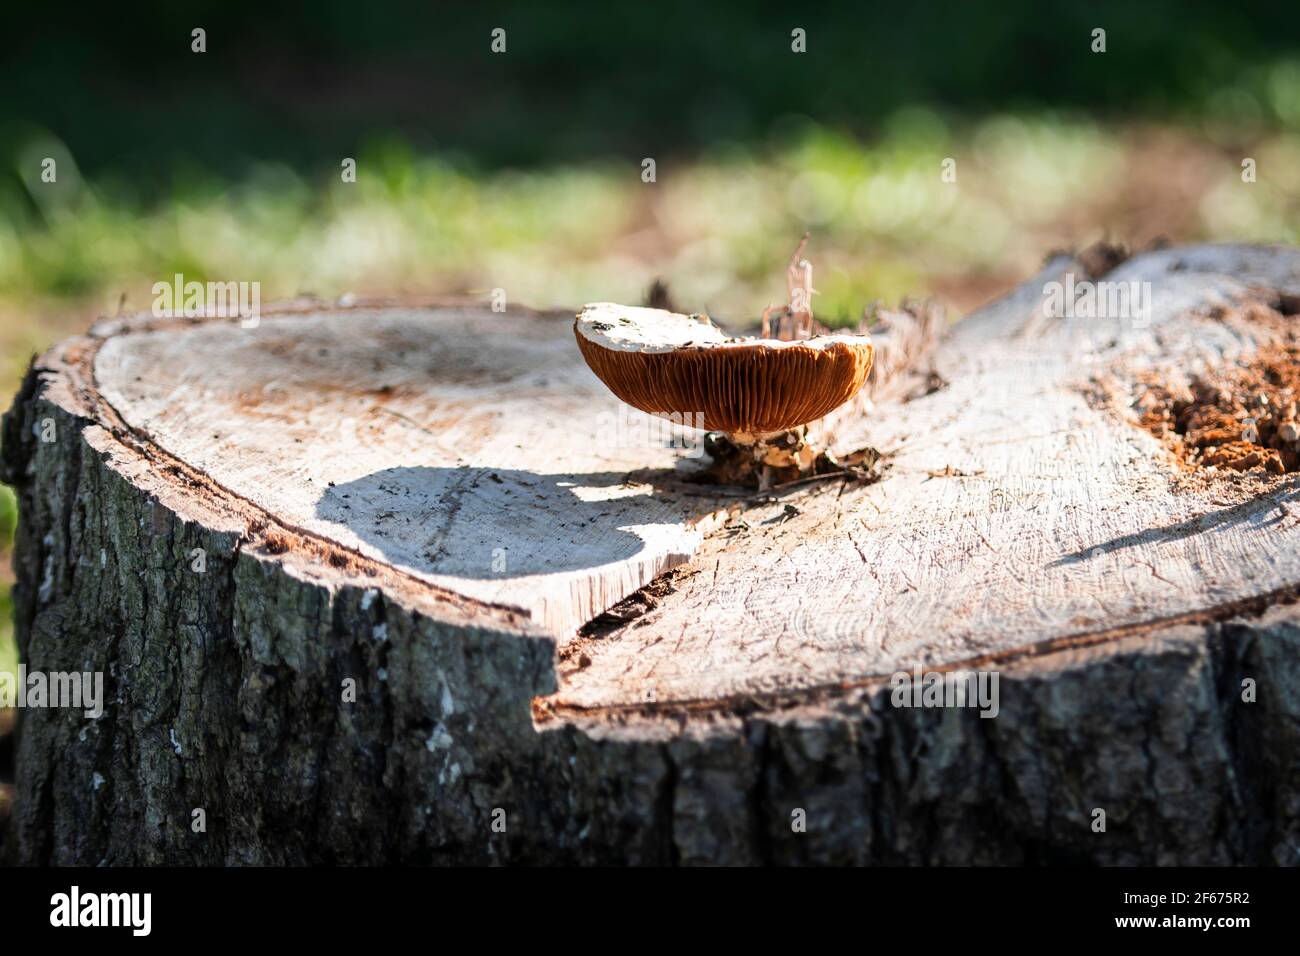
<box><xmin>3</xmin><ymin>247</ymin><xmax>1300</xmax><ymax>865</ymax></box>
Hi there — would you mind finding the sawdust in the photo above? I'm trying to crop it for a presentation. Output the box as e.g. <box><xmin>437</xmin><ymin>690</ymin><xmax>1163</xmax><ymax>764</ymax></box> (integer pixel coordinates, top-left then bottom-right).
<box><xmin>1136</xmin><ymin>342</ymin><xmax>1300</xmax><ymax>476</ymax></box>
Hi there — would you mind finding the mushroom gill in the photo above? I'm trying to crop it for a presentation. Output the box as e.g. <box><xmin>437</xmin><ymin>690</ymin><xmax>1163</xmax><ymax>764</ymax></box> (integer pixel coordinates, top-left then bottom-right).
<box><xmin>573</xmin><ymin>303</ymin><xmax>874</xmax><ymax>437</ymax></box>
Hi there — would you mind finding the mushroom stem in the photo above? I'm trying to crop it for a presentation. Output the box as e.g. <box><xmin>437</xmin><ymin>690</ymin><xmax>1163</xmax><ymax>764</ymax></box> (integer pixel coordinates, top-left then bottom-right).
<box><xmin>703</xmin><ymin>426</ymin><xmax>820</xmax><ymax>489</ymax></box>
<box><xmin>699</xmin><ymin>425</ymin><xmax>885</xmax><ymax>491</ymax></box>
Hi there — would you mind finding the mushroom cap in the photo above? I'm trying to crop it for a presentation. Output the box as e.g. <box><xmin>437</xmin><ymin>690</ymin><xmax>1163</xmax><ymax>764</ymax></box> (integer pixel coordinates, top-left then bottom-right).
<box><xmin>574</xmin><ymin>303</ymin><xmax>874</xmax><ymax>435</ymax></box>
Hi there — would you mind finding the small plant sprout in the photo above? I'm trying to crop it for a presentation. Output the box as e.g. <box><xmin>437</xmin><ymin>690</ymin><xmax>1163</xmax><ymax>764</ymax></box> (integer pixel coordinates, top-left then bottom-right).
<box><xmin>574</xmin><ymin>238</ymin><xmax>876</xmax><ymax>488</ymax></box>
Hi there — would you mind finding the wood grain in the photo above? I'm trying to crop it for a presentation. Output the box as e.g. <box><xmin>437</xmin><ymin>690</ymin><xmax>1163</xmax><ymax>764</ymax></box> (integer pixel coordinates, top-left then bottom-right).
<box><xmin>558</xmin><ymin>245</ymin><xmax>1300</xmax><ymax>710</ymax></box>
<box><xmin>89</xmin><ymin>248</ymin><xmax>1300</xmax><ymax>710</ymax></box>
<box><xmin>92</xmin><ymin>306</ymin><xmax>735</xmax><ymax>638</ymax></box>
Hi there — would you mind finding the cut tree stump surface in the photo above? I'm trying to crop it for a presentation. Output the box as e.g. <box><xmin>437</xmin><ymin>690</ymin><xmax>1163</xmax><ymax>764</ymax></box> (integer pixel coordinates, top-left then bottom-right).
<box><xmin>4</xmin><ymin>244</ymin><xmax>1300</xmax><ymax>865</ymax></box>
<box><xmin>91</xmin><ymin>248</ymin><xmax>1300</xmax><ymax>710</ymax></box>
<box><xmin>92</xmin><ymin>306</ymin><xmax>733</xmax><ymax>639</ymax></box>
<box><xmin>557</xmin><ymin>244</ymin><xmax>1300</xmax><ymax>711</ymax></box>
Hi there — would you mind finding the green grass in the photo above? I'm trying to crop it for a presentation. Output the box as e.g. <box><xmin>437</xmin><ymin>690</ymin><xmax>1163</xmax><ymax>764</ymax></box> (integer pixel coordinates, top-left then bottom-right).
<box><xmin>5</xmin><ymin>114</ymin><xmax>1299</xmax><ymax>349</ymax></box>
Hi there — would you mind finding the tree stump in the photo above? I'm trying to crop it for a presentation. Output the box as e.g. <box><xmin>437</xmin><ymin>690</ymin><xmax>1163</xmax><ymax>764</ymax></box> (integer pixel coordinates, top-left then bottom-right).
<box><xmin>3</xmin><ymin>244</ymin><xmax>1300</xmax><ymax>865</ymax></box>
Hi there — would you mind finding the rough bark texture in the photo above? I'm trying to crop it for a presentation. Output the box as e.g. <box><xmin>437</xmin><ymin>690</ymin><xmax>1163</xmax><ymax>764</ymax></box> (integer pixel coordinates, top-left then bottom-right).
<box><xmin>2</xmin><ymin>251</ymin><xmax>1300</xmax><ymax>865</ymax></box>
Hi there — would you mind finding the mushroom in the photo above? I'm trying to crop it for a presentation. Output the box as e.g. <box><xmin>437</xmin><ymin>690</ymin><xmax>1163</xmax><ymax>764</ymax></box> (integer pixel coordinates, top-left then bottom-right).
<box><xmin>574</xmin><ymin>304</ymin><xmax>873</xmax><ymax>438</ymax></box>
<box><xmin>574</xmin><ymin>238</ymin><xmax>876</xmax><ymax>488</ymax></box>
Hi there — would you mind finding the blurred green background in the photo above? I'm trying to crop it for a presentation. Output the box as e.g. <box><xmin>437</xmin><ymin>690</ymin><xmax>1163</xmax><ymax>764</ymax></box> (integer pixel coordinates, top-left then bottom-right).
<box><xmin>3</xmin><ymin>0</ymin><xmax>1300</xmax><ymax>679</ymax></box>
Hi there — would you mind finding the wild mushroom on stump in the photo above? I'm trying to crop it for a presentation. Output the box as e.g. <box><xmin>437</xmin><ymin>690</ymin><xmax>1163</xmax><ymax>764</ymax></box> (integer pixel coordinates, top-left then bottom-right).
<box><xmin>574</xmin><ymin>238</ymin><xmax>875</xmax><ymax>488</ymax></box>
